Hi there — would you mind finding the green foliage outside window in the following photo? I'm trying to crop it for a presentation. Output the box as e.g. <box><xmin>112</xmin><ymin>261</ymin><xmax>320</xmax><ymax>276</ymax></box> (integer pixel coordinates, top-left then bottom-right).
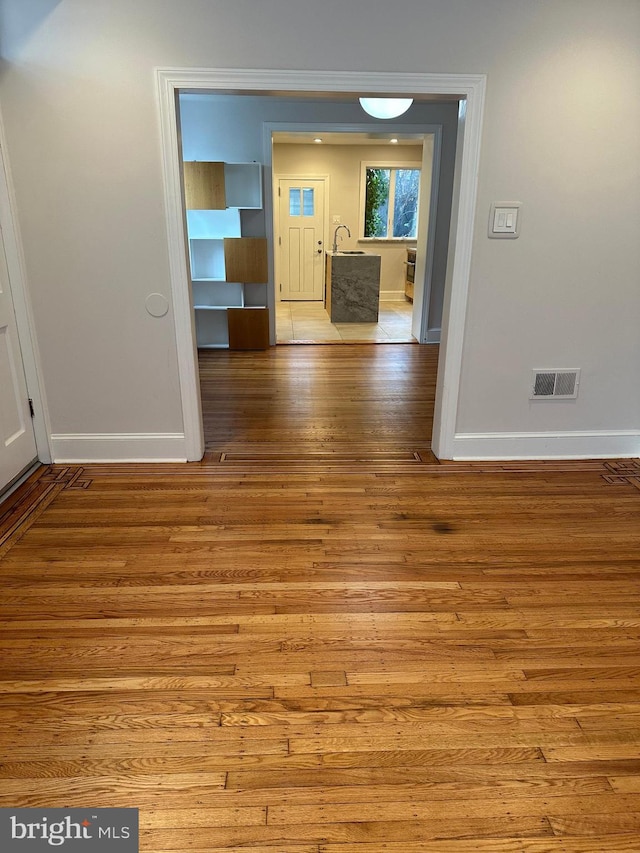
<box><xmin>364</xmin><ymin>167</ymin><xmax>419</xmax><ymax>239</ymax></box>
<box><xmin>364</xmin><ymin>168</ymin><xmax>390</xmax><ymax>237</ymax></box>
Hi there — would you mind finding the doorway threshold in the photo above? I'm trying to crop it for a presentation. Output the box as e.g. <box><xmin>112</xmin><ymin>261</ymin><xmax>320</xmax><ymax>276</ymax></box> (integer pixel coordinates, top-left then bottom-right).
<box><xmin>278</xmin><ymin>338</ymin><xmax>418</xmax><ymax>345</ymax></box>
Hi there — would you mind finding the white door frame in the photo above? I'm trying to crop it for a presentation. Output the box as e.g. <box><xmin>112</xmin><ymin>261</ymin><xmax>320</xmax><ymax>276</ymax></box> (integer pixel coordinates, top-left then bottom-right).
<box><xmin>0</xmin><ymin>112</ymin><xmax>52</xmax><ymax>468</ymax></box>
<box><xmin>274</xmin><ymin>174</ymin><xmax>329</xmax><ymax>303</ymax></box>
<box><xmin>156</xmin><ymin>69</ymin><xmax>486</xmax><ymax>461</ymax></box>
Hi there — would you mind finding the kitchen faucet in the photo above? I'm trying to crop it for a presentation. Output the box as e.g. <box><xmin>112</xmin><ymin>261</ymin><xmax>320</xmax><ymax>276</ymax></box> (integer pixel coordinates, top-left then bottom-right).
<box><xmin>332</xmin><ymin>224</ymin><xmax>351</xmax><ymax>253</ymax></box>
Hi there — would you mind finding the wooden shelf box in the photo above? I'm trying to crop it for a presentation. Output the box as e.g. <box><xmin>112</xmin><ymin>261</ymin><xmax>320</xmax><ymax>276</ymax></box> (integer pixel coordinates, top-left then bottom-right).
<box><xmin>184</xmin><ymin>161</ymin><xmax>226</xmax><ymax>210</ymax></box>
<box><xmin>227</xmin><ymin>307</ymin><xmax>270</xmax><ymax>351</ymax></box>
<box><xmin>223</xmin><ymin>238</ymin><xmax>268</xmax><ymax>284</ymax></box>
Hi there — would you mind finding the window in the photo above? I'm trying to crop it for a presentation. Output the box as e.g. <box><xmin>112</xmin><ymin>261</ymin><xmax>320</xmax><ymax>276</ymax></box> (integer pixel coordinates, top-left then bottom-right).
<box><xmin>361</xmin><ymin>164</ymin><xmax>421</xmax><ymax>239</ymax></box>
<box><xmin>289</xmin><ymin>186</ymin><xmax>315</xmax><ymax>217</ymax></box>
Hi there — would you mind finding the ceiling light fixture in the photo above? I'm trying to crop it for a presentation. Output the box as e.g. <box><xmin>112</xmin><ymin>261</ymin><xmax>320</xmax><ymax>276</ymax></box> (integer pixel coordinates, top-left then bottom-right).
<box><xmin>390</xmin><ymin>138</ymin><xmax>399</xmax><ymax>144</ymax></box>
<box><xmin>359</xmin><ymin>98</ymin><xmax>413</xmax><ymax>119</ymax></box>
<box><xmin>314</xmin><ymin>138</ymin><xmax>323</xmax><ymax>143</ymax></box>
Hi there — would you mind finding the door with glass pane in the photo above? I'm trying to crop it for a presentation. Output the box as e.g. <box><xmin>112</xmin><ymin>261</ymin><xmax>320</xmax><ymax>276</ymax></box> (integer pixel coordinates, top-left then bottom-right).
<box><xmin>278</xmin><ymin>178</ymin><xmax>326</xmax><ymax>301</ymax></box>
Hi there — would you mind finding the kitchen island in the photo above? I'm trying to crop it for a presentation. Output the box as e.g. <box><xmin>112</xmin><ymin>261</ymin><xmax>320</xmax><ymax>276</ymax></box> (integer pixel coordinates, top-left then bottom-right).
<box><xmin>325</xmin><ymin>252</ymin><xmax>381</xmax><ymax>323</ymax></box>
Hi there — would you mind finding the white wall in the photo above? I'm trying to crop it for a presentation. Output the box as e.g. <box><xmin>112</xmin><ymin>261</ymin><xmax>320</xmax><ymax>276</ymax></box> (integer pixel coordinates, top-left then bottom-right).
<box><xmin>0</xmin><ymin>0</ymin><xmax>638</xmax><ymax>459</ymax></box>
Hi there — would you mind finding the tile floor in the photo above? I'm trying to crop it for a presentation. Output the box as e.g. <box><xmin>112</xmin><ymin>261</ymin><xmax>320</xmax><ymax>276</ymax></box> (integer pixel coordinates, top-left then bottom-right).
<box><xmin>276</xmin><ymin>299</ymin><xmax>415</xmax><ymax>344</ymax></box>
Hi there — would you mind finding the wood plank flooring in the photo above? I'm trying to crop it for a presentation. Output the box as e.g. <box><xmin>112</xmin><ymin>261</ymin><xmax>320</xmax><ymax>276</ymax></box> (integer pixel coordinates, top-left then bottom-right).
<box><xmin>1</xmin><ymin>345</ymin><xmax>640</xmax><ymax>851</ymax></box>
<box><xmin>198</xmin><ymin>343</ymin><xmax>437</xmax><ymax>458</ymax></box>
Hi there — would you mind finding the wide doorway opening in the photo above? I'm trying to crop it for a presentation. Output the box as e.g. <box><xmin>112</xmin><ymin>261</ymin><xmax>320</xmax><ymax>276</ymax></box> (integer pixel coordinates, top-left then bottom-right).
<box><xmin>161</xmin><ymin>69</ymin><xmax>486</xmax><ymax>462</ymax></box>
<box><xmin>177</xmin><ymin>92</ymin><xmax>456</xmax><ymax>456</ymax></box>
<box><xmin>272</xmin><ymin>130</ymin><xmax>434</xmax><ymax>346</ymax></box>
<box><xmin>177</xmin><ymin>91</ymin><xmax>459</xmax><ymax>455</ymax></box>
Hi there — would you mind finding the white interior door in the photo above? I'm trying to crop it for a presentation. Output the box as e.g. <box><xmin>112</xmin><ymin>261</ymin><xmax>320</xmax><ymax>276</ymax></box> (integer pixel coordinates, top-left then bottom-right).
<box><xmin>0</xmin><ymin>225</ymin><xmax>37</xmax><ymax>491</ymax></box>
<box><xmin>278</xmin><ymin>178</ymin><xmax>326</xmax><ymax>301</ymax></box>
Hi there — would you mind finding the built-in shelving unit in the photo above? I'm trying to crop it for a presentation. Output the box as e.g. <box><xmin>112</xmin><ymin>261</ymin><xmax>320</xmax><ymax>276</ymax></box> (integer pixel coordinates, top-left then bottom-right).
<box><xmin>183</xmin><ymin>162</ymin><xmax>268</xmax><ymax>348</ymax></box>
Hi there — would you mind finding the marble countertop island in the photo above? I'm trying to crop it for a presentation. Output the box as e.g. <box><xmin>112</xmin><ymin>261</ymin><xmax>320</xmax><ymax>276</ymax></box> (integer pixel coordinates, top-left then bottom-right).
<box><xmin>325</xmin><ymin>252</ymin><xmax>382</xmax><ymax>323</ymax></box>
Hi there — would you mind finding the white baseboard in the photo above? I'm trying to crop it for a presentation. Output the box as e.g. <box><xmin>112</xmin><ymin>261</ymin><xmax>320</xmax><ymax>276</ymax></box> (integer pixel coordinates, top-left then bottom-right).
<box><xmin>426</xmin><ymin>326</ymin><xmax>441</xmax><ymax>344</ymax></box>
<box><xmin>51</xmin><ymin>433</ymin><xmax>188</xmax><ymax>463</ymax></box>
<box><xmin>50</xmin><ymin>430</ymin><xmax>639</xmax><ymax>464</ymax></box>
<box><xmin>451</xmin><ymin>430</ymin><xmax>640</xmax><ymax>460</ymax></box>
<box><xmin>380</xmin><ymin>291</ymin><xmax>407</xmax><ymax>302</ymax></box>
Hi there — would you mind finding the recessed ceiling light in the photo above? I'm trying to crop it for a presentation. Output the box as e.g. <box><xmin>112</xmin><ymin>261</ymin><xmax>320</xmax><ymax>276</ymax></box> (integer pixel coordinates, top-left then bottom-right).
<box><xmin>390</xmin><ymin>138</ymin><xmax>399</xmax><ymax>144</ymax></box>
<box><xmin>314</xmin><ymin>138</ymin><xmax>323</xmax><ymax>143</ymax></box>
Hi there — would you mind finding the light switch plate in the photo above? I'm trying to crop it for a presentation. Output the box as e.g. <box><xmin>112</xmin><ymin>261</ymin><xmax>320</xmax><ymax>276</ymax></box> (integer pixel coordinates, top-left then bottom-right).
<box><xmin>488</xmin><ymin>201</ymin><xmax>522</xmax><ymax>238</ymax></box>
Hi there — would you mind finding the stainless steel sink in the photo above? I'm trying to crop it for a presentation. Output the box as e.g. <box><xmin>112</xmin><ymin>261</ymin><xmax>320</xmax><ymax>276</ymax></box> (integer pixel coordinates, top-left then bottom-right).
<box><xmin>339</xmin><ymin>250</ymin><xmax>366</xmax><ymax>254</ymax></box>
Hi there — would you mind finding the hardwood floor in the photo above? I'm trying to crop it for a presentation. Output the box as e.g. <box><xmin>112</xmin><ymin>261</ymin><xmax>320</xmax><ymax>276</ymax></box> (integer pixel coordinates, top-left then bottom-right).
<box><xmin>198</xmin><ymin>343</ymin><xmax>438</xmax><ymax>458</ymax></box>
<box><xmin>1</xmin><ymin>345</ymin><xmax>640</xmax><ymax>851</ymax></box>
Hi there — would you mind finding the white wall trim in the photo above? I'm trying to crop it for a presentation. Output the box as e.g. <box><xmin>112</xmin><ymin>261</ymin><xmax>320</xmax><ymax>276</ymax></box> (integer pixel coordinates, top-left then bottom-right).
<box><xmin>155</xmin><ymin>73</ymin><xmax>204</xmax><ymax>462</ymax></box>
<box><xmin>156</xmin><ymin>68</ymin><xmax>487</xmax><ymax>462</ymax></box>
<box><xmin>0</xmin><ymin>110</ymin><xmax>53</xmax><ymax>464</ymax></box>
<box><xmin>452</xmin><ymin>430</ymin><xmax>640</xmax><ymax>461</ymax></box>
<box><xmin>414</xmin><ymin>127</ymin><xmax>442</xmax><ymax>345</ymax></box>
<box><xmin>426</xmin><ymin>326</ymin><xmax>441</xmax><ymax>344</ymax></box>
<box><xmin>431</xmin><ymin>94</ymin><xmax>486</xmax><ymax>459</ymax></box>
<box><xmin>51</xmin><ymin>433</ymin><xmax>187</xmax><ymax>463</ymax></box>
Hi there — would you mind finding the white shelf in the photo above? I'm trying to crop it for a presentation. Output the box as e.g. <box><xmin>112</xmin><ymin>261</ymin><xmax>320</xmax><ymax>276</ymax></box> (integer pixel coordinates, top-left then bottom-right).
<box><xmin>195</xmin><ymin>308</ymin><xmax>229</xmax><ymax>347</ymax></box>
<box><xmin>243</xmin><ymin>282</ymin><xmax>268</xmax><ymax>308</ymax></box>
<box><xmin>191</xmin><ymin>277</ymin><xmax>246</xmax><ymax>283</ymax></box>
<box><xmin>189</xmin><ymin>240</ymin><xmax>224</xmax><ymax>280</ymax></box>
<box><xmin>186</xmin><ymin>208</ymin><xmax>241</xmax><ymax>238</ymax></box>
<box><xmin>194</xmin><ymin>305</ymin><xmax>233</xmax><ymax>311</ymax></box>
<box><xmin>192</xmin><ymin>280</ymin><xmax>243</xmax><ymax>308</ymax></box>
<box><xmin>224</xmin><ymin>163</ymin><xmax>262</xmax><ymax>209</ymax></box>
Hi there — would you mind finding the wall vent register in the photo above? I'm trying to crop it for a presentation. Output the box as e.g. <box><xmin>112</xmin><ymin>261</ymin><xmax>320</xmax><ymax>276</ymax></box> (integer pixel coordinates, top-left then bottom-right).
<box><xmin>531</xmin><ymin>369</ymin><xmax>580</xmax><ymax>399</ymax></box>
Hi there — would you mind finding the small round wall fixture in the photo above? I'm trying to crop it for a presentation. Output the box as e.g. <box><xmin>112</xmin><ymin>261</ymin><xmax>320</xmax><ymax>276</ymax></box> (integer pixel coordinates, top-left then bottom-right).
<box><xmin>359</xmin><ymin>98</ymin><xmax>413</xmax><ymax>119</ymax></box>
<box><xmin>145</xmin><ymin>293</ymin><xmax>170</xmax><ymax>318</ymax></box>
